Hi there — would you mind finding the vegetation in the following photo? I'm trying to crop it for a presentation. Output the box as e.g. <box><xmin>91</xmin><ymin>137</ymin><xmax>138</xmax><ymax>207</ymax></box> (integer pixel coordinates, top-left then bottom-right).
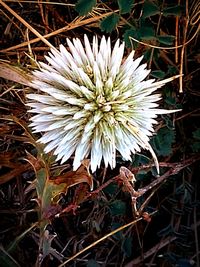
<box><xmin>0</xmin><ymin>0</ymin><xmax>199</xmax><ymax>266</ymax></box>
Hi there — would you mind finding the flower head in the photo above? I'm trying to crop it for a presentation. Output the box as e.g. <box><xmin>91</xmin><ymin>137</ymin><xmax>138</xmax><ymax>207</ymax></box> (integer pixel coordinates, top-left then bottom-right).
<box><xmin>27</xmin><ymin>35</ymin><xmax>179</xmax><ymax>173</ymax></box>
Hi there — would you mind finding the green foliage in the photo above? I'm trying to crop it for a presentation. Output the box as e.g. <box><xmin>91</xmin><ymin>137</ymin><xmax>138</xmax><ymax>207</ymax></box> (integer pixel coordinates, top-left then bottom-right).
<box><xmin>87</xmin><ymin>259</ymin><xmax>101</xmax><ymax>267</ymax></box>
<box><xmin>191</xmin><ymin>128</ymin><xmax>200</xmax><ymax>152</ymax></box>
<box><xmin>150</xmin><ymin>70</ymin><xmax>166</xmax><ymax>79</ymax></box>
<box><xmin>109</xmin><ymin>200</ymin><xmax>126</xmax><ymax>216</ymax></box>
<box><xmin>100</xmin><ymin>13</ymin><xmax>120</xmax><ymax>32</ymax></box>
<box><xmin>1</xmin><ymin>1</ymin><xmax>198</xmax><ymax>266</ymax></box>
<box><xmin>103</xmin><ymin>182</ymin><xmax>118</xmax><ymax>196</ymax></box>
<box><xmin>151</xmin><ymin>127</ymin><xmax>175</xmax><ymax>156</ymax></box>
<box><xmin>142</xmin><ymin>1</ymin><xmax>160</xmax><ymax>18</ymax></box>
<box><xmin>123</xmin><ymin>27</ymin><xmax>138</xmax><ymax>47</ymax></box>
<box><xmin>122</xmin><ymin>237</ymin><xmax>133</xmax><ymax>257</ymax></box>
<box><xmin>163</xmin><ymin>5</ymin><xmax>182</xmax><ymax>16</ymax></box>
<box><xmin>111</xmin><ymin>222</ymin><xmax>123</xmax><ymax>240</ymax></box>
<box><xmin>117</xmin><ymin>0</ymin><xmax>133</xmax><ymax>14</ymax></box>
<box><xmin>192</xmin><ymin>128</ymin><xmax>200</xmax><ymax>140</ymax></box>
<box><xmin>75</xmin><ymin>0</ymin><xmax>96</xmax><ymax>16</ymax></box>
<box><xmin>139</xmin><ymin>25</ymin><xmax>155</xmax><ymax>40</ymax></box>
<box><xmin>163</xmin><ymin>87</ymin><xmax>177</xmax><ymax>106</ymax></box>
<box><xmin>157</xmin><ymin>35</ymin><xmax>175</xmax><ymax>45</ymax></box>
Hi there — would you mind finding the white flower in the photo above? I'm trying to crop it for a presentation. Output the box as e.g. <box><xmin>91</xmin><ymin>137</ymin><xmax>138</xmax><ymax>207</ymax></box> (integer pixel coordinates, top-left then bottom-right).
<box><xmin>27</xmin><ymin>35</ymin><xmax>179</xmax><ymax>173</ymax></box>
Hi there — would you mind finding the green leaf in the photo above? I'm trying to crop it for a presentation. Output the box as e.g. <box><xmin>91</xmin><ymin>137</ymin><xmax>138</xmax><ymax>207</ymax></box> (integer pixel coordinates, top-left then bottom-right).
<box><xmin>109</xmin><ymin>200</ymin><xmax>126</xmax><ymax>216</ymax></box>
<box><xmin>100</xmin><ymin>13</ymin><xmax>120</xmax><ymax>33</ymax></box>
<box><xmin>165</xmin><ymin>96</ymin><xmax>176</xmax><ymax>105</ymax></box>
<box><xmin>142</xmin><ymin>1</ymin><xmax>160</xmax><ymax>18</ymax></box>
<box><xmin>103</xmin><ymin>183</ymin><xmax>118</xmax><ymax>196</ymax></box>
<box><xmin>163</xmin><ymin>5</ymin><xmax>181</xmax><ymax>16</ymax></box>
<box><xmin>192</xmin><ymin>128</ymin><xmax>200</xmax><ymax>140</ymax></box>
<box><xmin>75</xmin><ymin>0</ymin><xmax>96</xmax><ymax>16</ymax></box>
<box><xmin>157</xmin><ymin>35</ymin><xmax>175</xmax><ymax>45</ymax></box>
<box><xmin>122</xmin><ymin>237</ymin><xmax>133</xmax><ymax>257</ymax></box>
<box><xmin>191</xmin><ymin>129</ymin><xmax>200</xmax><ymax>152</ymax></box>
<box><xmin>123</xmin><ymin>27</ymin><xmax>138</xmax><ymax>48</ymax></box>
<box><xmin>191</xmin><ymin>141</ymin><xmax>200</xmax><ymax>152</ymax></box>
<box><xmin>87</xmin><ymin>259</ymin><xmax>101</xmax><ymax>267</ymax></box>
<box><xmin>117</xmin><ymin>0</ymin><xmax>133</xmax><ymax>14</ymax></box>
<box><xmin>150</xmin><ymin>127</ymin><xmax>175</xmax><ymax>156</ymax></box>
<box><xmin>151</xmin><ymin>70</ymin><xmax>166</xmax><ymax>79</ymax></box>
<box><xmin>111</xmin><ymin>222</ymin><xmax>123</xmax><ymax>240</ymax></box>
<box><xmin>139</xmin><ymin>26</ymin><xmax>155</xmax><ymax>40</ymax></box>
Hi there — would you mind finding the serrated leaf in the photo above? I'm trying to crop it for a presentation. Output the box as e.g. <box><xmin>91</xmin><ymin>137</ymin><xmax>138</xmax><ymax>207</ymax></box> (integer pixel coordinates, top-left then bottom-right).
<box><xmin>117</xmin><ymin>0</ymin><xmax>133</xmax><ymax>14</ymax></box>
<box><xmin>100</xmin><ymin>13</ymin><xmax>120</xmax><ymax>33</ymax></box>
<box><xmin>190</xmin><ymin>141</ymin><xmax>200</xmax><ymax>152</ymax></box>
<box><xmin>163</xmin><ymin>5</ymin><xmax>181</xmax><ymax>16</ymax></box>
<box><xmin>142</xmin><ymin>1</ymin><xmax>160</xmax><ymax>18</ymax></box>
<box><xmin>157</xmin><ymin>35</ymin><xmax>175</xmax><ymax>45</ymax></box>
<box><xmin>192</xmin><ymin>128</ymin><xmax>200</xmax><ymax>140</ymax></box>
<box><xmin>103</xmin><ymin>183</ymin><xmax>118</xmax><ymax>196</ymax></box>
<box><xmin>109</xmin><ymin>200</ymin><xmax>126</xmax><ymax>216</ymax></box>
<box><xmin>75</xmin><ymin>0</ymin><xmax>96</xmax><ymax>16</ymax></box>
<box><xmin>150</xmin><ymin>127</ymin><xmax>175</xmax><ymax>156</ymax></box>
<box><xmin>165</xmin><ymin>96</ymin><xmax>176</xmax><ymax>105</ymax></box>
<box><xmin>139</xmin><ymin>26</ymin><xmax>155</xmax><ymax>40</ymax></box>
<box><xmin>123</xmin><ymin>28</ymin><xmax>138</xmax><ymax>48</ymax></box>
<box><xmin>151</xmin><ymin>70</ymin><xmax>166</xmax><ymax>79</ymax></box>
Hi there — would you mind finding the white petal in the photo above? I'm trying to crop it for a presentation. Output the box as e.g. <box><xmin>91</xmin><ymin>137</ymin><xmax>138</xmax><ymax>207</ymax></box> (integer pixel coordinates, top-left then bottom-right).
<box><xmin>73</xmin><ymin>141</ymin><xmax>91</xmax><ymax>170</ymax></box>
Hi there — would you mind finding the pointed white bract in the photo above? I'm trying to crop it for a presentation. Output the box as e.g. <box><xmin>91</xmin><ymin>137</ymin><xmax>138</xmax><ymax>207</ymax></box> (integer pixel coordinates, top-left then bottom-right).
<box><xmin>27</xmin><ymin>35</ymin><xmax>179</xmax><ymax>173</ymax></box>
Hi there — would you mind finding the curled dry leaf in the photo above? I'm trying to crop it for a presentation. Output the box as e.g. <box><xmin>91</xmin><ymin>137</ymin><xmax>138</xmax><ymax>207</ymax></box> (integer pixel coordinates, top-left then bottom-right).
<box><xmin>49</xmin><ymin>159</ymin><xmax>93</xmax><ymax>198</ymax></box>
<box><xmin>41</xmin><ymin>160</ymin><xmax>92</xmax><ymax>218</ymax></box>
<box><xmin>120</xmin><ymin>166</ymin><xmax>136</xmax><ymax>183</ymax></box>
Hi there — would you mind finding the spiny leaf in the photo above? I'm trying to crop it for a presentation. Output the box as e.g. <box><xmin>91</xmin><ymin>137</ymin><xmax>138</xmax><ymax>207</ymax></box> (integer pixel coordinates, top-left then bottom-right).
<box><xmin>75</xmin><ymin>0</ymin><xmax>96</xmax><ymax>16</ymax></box>
<box><xmin>100</xmin><ymin>13</ymin><xmax>120</xmax><ymax>33</ymax></box>
<box><xmin>117</xmin><ymin>0</ymin><xmax>133</xmax><ymax>14</ymax></box>
<box><xmin>41</xmin><ymin>160</ymin><xmax>92</xmax><ymax>218</ymax></box>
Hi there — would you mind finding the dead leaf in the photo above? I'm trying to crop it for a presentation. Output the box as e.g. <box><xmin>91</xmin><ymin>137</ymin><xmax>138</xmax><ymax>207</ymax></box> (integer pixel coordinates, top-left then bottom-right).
<box><xmin>120</xmin><ymin>166</ymin><xmax>136</xmax><ymax>183</ymax></box>
<box><xmin>51</xmin><ymin>160</ymin><xmax>92</xmax><ymax>188</ymax></box>
<box><xmin>0</xmin><ymin>61</ymin><xmax>32</xmax><ymax>86</ymax></box>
